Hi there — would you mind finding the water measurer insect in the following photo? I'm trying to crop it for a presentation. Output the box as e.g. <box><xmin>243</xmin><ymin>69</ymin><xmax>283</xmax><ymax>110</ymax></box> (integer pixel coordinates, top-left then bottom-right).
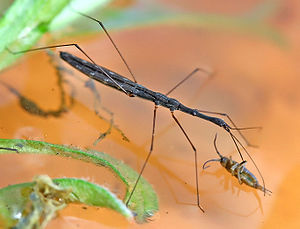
<box><xmin>7</xmin><ymin>11</ymin><xmax>265</xmax><ymax>212</ymax></box>
<box><xmin>203</xmin><ymin>134</ymin><xmax>271</xmax><ymax>195</ymax></box>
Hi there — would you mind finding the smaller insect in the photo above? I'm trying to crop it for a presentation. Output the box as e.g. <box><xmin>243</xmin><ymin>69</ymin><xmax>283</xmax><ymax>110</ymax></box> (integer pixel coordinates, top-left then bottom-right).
<box><xmin>203</xmin><ymin>134</ymin><xmax>271</xmax><ymax>195</ymax></box>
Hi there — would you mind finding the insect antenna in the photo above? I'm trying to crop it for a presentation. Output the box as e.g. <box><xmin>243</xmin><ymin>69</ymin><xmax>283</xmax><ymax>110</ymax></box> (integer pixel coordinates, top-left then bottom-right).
<box><xmin>202</xmin><ymin>159</ymin><xmax>220</xmax><ymax>170</ymax></box>
<box><xmin>202</xmin><ymin>134</ymin><xmax>223</xmax><ymax>170</ymax></box>
<box><xmin>213</xmin><ymin>134</ymin><xmax>223</xmax><ymax>158</ymax></box>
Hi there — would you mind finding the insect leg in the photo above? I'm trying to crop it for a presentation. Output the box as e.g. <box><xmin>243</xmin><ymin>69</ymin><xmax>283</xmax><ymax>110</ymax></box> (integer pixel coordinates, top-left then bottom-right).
<box><xmin>163</xmin><ymin>67</ymin><xmax>259</xmax><ymax>148</ymax></box>
<box><xmin>6</xmin><ymin>44</ymin><xmax>131</xmax><ymax>96</ymax></box>
<box><xmin>238</xmin><ymin>160</ymin><xmax>247</xmax><ymax>172</ymax></box>
<box><xmin>171</xmin><ymin>111</ymin><xmax>204</xmax><ymax>212</ymax></box>
<box><xmin>196</xmin><ymin>109</ymin><xmax>261</xmax><ymax>148</ymax></box>
<box><xmin>166</xmin><ymin>68</ymin><xmax>213</xmax><ymax>96</ymax></box>
<box><xmin>125</xmin><ymin>104</ymin><xmax>158</xmax><ymax>206</ymax></box>
<box><xmin>236</xmin><ymin>161</ymin><xmax>247</xmax><ymax>184</ymax></box>
<box><xmin>73</xmin><ymin>11</ymin><xmax>137</xmax><ymax>83</ymax></box>
<box><xmin>230</xmin><ymin>156</ymin><xmax>239</xmax><ymax>176</ymax></box>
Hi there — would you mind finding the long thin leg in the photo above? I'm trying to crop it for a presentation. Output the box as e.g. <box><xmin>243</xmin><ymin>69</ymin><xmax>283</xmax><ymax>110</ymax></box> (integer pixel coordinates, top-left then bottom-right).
<box><xmin>229</xmin><ymin>130</ymin><xmax>245</xmax><ymax>162</ymax></box>
<box><xmin>171</xmin><ymin>111</ymin><xmax>204</xmax><ymax>212</ymax></box>
<box><xmin>6</xmin><ymin>44</ymin><xmax>131</xmax><ymax>96</ymax></box>
<box><xmin>166</xmin><ymin>68</ymin><xmax>212</xmax><ymax>96</ymax></box>
<box><xmin>196</xmin><ymin>109</ymin><xmax>261</xmax><ymax>147</ymax></box>
<box><xmin>74</xmin><ymin>11</ymin><xmax>137</xmax><ymax>83</ymax></box>
<box><xmin>126</xmin><ymin>104</ymin><xmax>158</xmax><ymax>206</ymax></box>
<box><xmin>164</xmin><ymin>68</ymin><xmax>259</xmax><ymax>148</ymax></box>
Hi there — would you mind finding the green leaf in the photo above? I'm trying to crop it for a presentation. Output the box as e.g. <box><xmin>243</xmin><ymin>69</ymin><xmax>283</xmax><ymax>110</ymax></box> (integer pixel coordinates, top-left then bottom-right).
<box><xmin>0</xmin><ymin>0</ymin><xmax>69</xmax><ymax>71</ymax></box>
<box><xmin>0</xmin><ymin>175</ymin><xmax>133</xmax><ymax>228</ymax></box>
<box><xmin>0</xmin><ymin>139</ymin><xmax>159</xmax><ymax>223</ymax></box>
<box><xmin>0</xmin><ymin>0</ymin><xmax>112</xmax><ymax>71</ymax></box>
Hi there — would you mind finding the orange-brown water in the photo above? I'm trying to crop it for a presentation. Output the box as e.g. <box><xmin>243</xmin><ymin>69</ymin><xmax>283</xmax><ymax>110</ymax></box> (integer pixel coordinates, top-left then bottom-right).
<box><xmin>0</xmin><ymin>0</ymin><xmax>300</xmax><ymax>228</ymax></box>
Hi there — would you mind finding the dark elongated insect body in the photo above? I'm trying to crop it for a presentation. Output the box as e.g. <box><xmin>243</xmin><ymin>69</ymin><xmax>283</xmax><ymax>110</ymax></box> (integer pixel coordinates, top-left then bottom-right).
<box><xmin>60</xmin><ymin>52</ymin><xmax>230</xmax><ymax>130</ymax></box>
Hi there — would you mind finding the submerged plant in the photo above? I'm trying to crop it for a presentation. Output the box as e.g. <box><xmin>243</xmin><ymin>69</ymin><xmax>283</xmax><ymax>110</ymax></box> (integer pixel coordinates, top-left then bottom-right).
<box><xmin>0</xmin><ymin>139</ymin><xmax>159</xmax><ymax>226</ymax></box>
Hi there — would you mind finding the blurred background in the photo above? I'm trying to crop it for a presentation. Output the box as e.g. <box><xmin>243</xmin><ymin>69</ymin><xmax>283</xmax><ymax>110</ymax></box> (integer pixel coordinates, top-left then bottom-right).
<box><xmin>0</xmin><ymin>0</ymin><xmax>299</xmax><ymax>228</ymax></box>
